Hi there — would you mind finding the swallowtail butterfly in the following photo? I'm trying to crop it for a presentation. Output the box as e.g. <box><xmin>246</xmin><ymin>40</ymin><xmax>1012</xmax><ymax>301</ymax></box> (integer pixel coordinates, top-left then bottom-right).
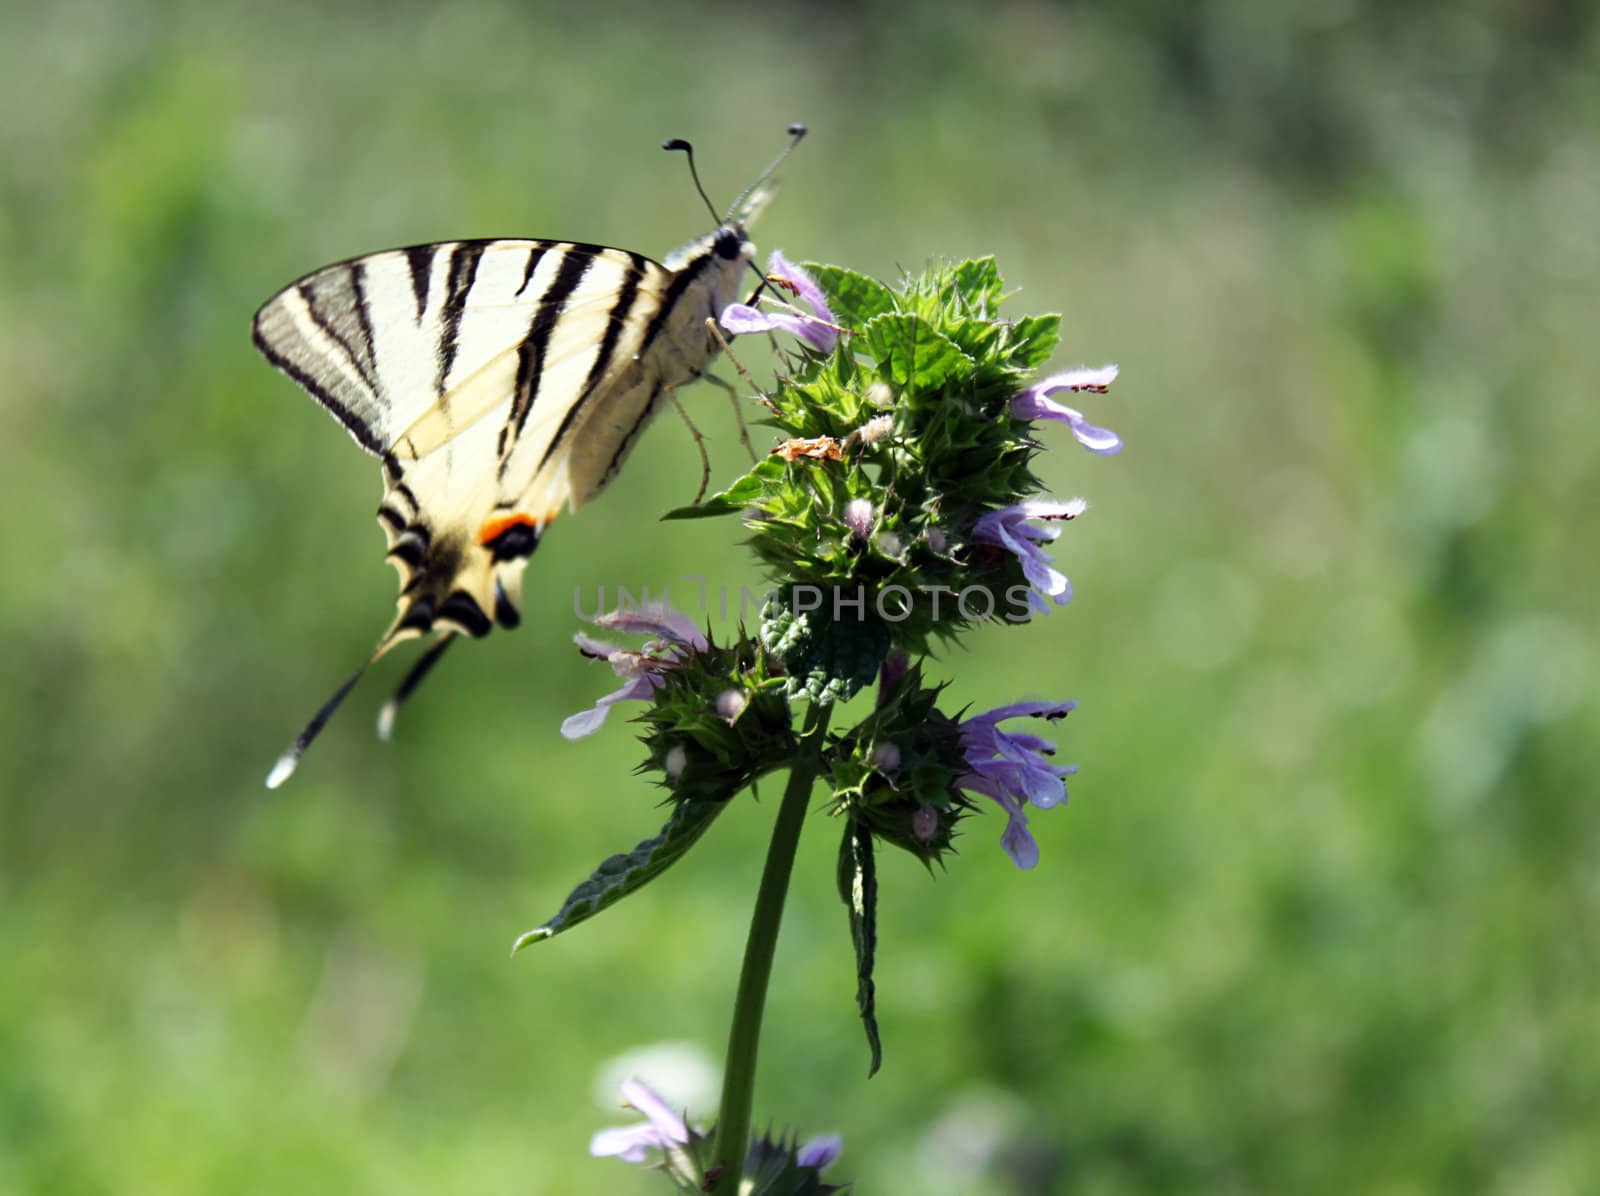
<box><xmin>254</xmin><ymin>125</ymin><xmax>806</xmax><ymax>787</ymax></box>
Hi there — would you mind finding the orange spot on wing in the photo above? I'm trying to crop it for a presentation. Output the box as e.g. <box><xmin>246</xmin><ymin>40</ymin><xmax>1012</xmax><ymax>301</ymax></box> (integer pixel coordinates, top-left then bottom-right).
<box><xmin>477</xmin><ymin>512</ymin><xmax>555</xmax><ymax>545</ymax></box>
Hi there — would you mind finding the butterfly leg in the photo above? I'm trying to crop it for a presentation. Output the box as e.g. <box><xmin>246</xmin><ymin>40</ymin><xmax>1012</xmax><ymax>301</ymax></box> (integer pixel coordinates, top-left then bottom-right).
<box><xmin>705</xmin><ymin>316</ymin><xmax>781</xmax><ymax>416</ymax></box>
<box><xmin>699</xmin><ymin>371</ymin><xmax>759</xmax><ymax>464</ymax></box>
<box><xmin>663</xmin><ymin>384</ymin><xmax>712</xmax><ymax>504</ymax></box>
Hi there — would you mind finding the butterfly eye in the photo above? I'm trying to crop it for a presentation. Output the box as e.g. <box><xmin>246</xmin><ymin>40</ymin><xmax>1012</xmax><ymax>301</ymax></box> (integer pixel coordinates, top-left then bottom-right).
<box><xmin>713</xmin><ymin>228</ymin><xmax>745</xmax><ymax>261</ymax></box>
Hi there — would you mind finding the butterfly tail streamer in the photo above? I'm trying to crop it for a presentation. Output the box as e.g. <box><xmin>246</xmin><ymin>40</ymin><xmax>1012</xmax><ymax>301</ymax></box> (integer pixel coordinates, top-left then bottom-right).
<box><xmin>265</xmin><ymin>661</ymin><xmax>371</xmax><ymax>789</ymax></box>
<box><xmin>263</xmin><ymin>620</ymin><xmax>422</xmax><ymax>789</ymax></box>
<box><xmin>376</xmin><ymin>632</ymin><xmax>458</xmax><ymax>742</ymax></box>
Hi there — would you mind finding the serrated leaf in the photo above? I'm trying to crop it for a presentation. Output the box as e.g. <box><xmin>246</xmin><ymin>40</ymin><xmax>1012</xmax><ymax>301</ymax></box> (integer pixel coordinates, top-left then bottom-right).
<box><xmin>950</xmin><ymin>257</ymin><xmax>1003</xmax><ymax>311</ymax></box>
<box><xmin>837</xmin><ymin>818</ymin><xmax>882</xmax><ymax>1077</ymax></box>
<box><xmin>803</xmin><ymin>262</ymin><xmax>897</xmax><ymax>329</ymax></box>
<box><xmin>1007</xmin><ymin>314</ymin><xmax>1061</xmax><ymax>369</ymax></box>
<box><xmin>759</xmin><ymin>597</ymin><xmax>803</xmax><ymax>656</ymax></box>
<box><xmin>662</xmin><ymin>457</ymin><xmax>786</xmax><ymax>520</ymax></box>
<box><xmin>861</xmin><ymin>313</ymin><xmax>974</xmax><ymax>392</ymax></box>
<box><xmin>510</xmin><ymin>797</ymin><xmax>729</xmax><ymax>952</ymax></box>
<box><xmin>760</xmin><ymin>597</ymin><xmax>890</xmax><ymax>704</ymax></box>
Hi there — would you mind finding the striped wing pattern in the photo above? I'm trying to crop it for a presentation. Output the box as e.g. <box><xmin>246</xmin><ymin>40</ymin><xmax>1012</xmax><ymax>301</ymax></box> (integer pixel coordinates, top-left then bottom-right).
<box><xmin>253</xmin><ymin>222</ymin><xmax>755</xmax><ymax>788</ymax></box>
<box><xmin>253</xmin><ymin>236</ymin><xmax>743</xmax><ymax>646</ymax></box>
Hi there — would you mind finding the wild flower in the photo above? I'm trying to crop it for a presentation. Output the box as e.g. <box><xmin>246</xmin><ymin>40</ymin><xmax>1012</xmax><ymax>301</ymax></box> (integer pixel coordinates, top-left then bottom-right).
<box><xmin>971</xmin><ymin>498</ymin><xmax>1088</xmax><ymax>612</ymax></box>
<box><xmin>560</xmin><ymin>605</ymin><xmax>708</xmax><ymax>740</ymax></box>
<box><xmin>590</xmin><ymin>1078</ymin><xmax>692</xmax><ymax>1166</ymax></box>
<box><xmin>955</xmin><ymin>700</ymin><xmax>1078</xmax><ymax>869</ymax></box>
<box><xmin>720</xmin><ymin>250</ymin><xmax>839</xmax><ymax>353</ymax></box>
<box><xmin>1011</xmin><ymin>366</ymin><xmax>1122</xmax><ymax>454</ymax></box>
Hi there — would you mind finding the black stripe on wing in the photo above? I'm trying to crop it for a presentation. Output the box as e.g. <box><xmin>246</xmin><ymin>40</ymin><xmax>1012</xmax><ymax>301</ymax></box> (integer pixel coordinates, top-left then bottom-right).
<box><xmin>297</xmin><ymin>270</ymin><xmax>381</xmax><ymax>395</ymax></box>
<box><xmin>534</xmin><ymin>255</ymin><xmax>651</xmax><ymax>475</ymax></box>
<box><xmin>350</xmin><ymin>262</ymin><xmax>381</xmax><ymax>386</ymax></box>
<box><xmin>601</xmin><ymin>379</ymin><xmax>666</xmax><ymax>486</ymax></box>
<box><xmin>257</xmin><ymin>239</ymin><xmax>673</xmax><ymax>463</ymax></box>
<box><xmin>636</xmin><ymin>249</ymin><xmax>715</xmax><ymax>359</ymax></box>
<box><xmin>404</xmin><ymin>245</ymin><xmax>435</xmax><ymax>322</ymax></box>
<box><xmin>252</xmin><ymin>318</ymin><xmax>386</xmax><ymax>456</ymax></box>
<box><xmin>502</xmin><ymin>248</ymin><xmax>595</xmax><ymax>447</ymax></box>
<box><xmin>516</xmin><ymin>244</ymin><xmax>550</xmax><ymax>299</ymax></box>
<box><xmin>435</xmin><ymin>242</ymin><xmax>487</xmax><ymax>394</ymax></box>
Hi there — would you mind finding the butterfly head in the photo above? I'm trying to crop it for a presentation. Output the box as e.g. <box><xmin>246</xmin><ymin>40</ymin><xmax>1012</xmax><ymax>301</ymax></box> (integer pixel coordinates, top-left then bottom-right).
<box><xmin>713</xmin><ymin>225</ymin><xmax>748</xmax><ymax>261</ymax></box>
<box><xmin>662</xmin><ymin>221</ymin><xmax>756</xmax><ymax>273</ymax></box>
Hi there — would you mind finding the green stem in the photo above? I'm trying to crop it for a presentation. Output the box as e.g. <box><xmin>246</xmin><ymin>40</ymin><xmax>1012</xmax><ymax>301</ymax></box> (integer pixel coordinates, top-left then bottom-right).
<box><xmin>712</xmin><ymin>701</ymin><xmax>833</xmax><ymax>1189</ymax></box>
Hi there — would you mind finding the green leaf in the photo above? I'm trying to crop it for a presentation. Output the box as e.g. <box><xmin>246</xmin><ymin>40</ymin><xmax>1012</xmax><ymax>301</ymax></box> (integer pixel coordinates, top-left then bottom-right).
<box><xmin>1007</xmin><ymin>313</ymin><xmax>1061</xmax><ymax>369</ymax></box>
<box><xmin>949</xmin><ymin>256</ymin><xmax>1003</xmax><ymax>311</ymax></box>
<box><xmin>662</xmin><ymin>457</ymin><xmax>786</xmax><ymax>520</ymax></box>
<box><xmin>861</xmin><ymin>313</ymin><xmax>974</xmax><ymax>392</ymax></box>
<box><xmin>837</xmin><ymin>818</ymin><xmax>882</xmax><ymax>1077</ymax></box>
<box><xmin>510</xmin><ymin>797</ymin><xmax>730</xmax><ymax>952</ymax></box>
<box><xmin>760</xmin><ymin>596</ymin><xmax>891</xmax><ymax>704</ymax></box>
<box><xmin>803</xmin><ymin>263</ymin><xmax>897</xmax><ymax>329</ymax></box>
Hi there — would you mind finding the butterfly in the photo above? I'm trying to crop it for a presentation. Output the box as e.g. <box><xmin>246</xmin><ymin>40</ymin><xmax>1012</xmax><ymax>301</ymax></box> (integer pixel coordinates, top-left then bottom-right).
<box><xmin>253</xmin><ymin>125</ymin><xmax>807</xmax><ymax>787</ymax></box>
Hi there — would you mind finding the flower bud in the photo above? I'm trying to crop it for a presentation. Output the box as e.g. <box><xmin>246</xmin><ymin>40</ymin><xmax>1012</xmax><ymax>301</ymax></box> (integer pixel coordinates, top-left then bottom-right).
<box><xmin>715</xmin><ymin>688</ymin><xmax>748</xmax><ymax>722</ymax></box>
<box><xmin>663</xmin><ymin>744</ymin><xmax>688</xmax><ymax>782</ymax></box>
<box><xmin>844</xmin><ymin>498</ymin><xmax>875</xmax><ymax>540</ymax></box>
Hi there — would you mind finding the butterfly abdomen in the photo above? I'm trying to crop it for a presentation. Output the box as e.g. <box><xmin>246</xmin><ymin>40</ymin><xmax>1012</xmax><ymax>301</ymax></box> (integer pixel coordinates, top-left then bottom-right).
<box><xmin>380</xmin><ymin>527</ymin><xmax>524</xmax><ymax>644</ymax></box>
<box><xmin>373</xmin><ymin>459</ymin><xmax>542</xmax><ymax>646</ymax></box>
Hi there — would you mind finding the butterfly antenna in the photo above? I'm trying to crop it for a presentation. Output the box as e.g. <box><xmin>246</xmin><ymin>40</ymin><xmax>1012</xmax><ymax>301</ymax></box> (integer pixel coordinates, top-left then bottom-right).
<box><xmin>265</xmin><ymin>659</ymin><xmax>372</xmax><ymax>789</ymax></box>
<box><xmin>662</xmin><ymin>137</ymin><xmax>722</xmax><ymax>226</ymax></box>
<box><xmin>724</xmin><ymin>122</ymin><xmax>807</xmax><ymax>223</ymax></box>
<box><xmin>376</xmin><ymin>632</ymin><xmax>458</xmax><ymax>743</ymax></box>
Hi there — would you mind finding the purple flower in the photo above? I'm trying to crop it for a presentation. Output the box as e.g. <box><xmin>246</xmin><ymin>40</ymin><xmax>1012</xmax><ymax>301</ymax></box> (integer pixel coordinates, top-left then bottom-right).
<box><xmin>797</xmin><ymin>1133</ymin><xmax>844</xmax><ymax>1171</ymax></box>
<box><xmin>956</xmin><ymin>700</ymin><xmax>1078</xmax><ymax>869</ymax></box>
<box><xmin>1012</xmin><ymin>366</ymin><xmax>1122</xmax><ymax>455</ymax></box>
<box><xmin>591</xmin><ymin>1078</ymin><xmax>693</xmax><ymax>1167</ymax></box>
<box><xmin>721</xmin><ymin>250</ymin><xmax>839</xmax><ymax>353</ymax></box>
<box><xmin>971</xmin><ymin>498</ymin><xmax>1087</xmax><ymax>613</ymax></box>
<box><xmin>561</xmin><ymin>604</ymin><xmax>708</xmax><ymax>740</ymax></box>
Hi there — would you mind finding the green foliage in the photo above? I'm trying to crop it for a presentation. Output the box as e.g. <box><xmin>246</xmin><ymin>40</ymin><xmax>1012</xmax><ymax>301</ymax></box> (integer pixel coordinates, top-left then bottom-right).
<box><xmin>676</xmin><ymin>256</ymin><xmax>1068</xmax><ymax>651</ymax></box>
<box><xmin>759</xmin><ymin>594</ymin><xmax>891</xmax><ymax>704</ymax></box>
<box><xmin>859</xmin><ymin>313</ymin><xmax>974</xmax><ymax>392</ymax></box>
<box><xmin>836</xmin><ymin>821</ymin><xmax>881</xmax><ymax>1078</ymax></box>
<box><xmin>824</xmin><ymin>664</ymin><xmax>972</xmax><ymax>867</ymax></box>
<box><xmin>801</xmin><ymin>264</ymin><xmax>898</xmax><ymax>328</ymax></box>
<box><xmin>511</xmin><ymin>797</ymin><xmax>731</xmax><ymax>951</ymax></box>
<box><xmin>637</xmin><ymin>633</ymin><xmax>797</xmax><ymax>800</ymax></box>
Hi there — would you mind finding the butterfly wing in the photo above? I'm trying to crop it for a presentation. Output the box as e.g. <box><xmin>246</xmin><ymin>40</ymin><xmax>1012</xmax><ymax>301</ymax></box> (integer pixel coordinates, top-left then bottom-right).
<box><xmin>253</xmin><ymin>238</ymin><xmax>682</xmax><ymax>643</ymax></box>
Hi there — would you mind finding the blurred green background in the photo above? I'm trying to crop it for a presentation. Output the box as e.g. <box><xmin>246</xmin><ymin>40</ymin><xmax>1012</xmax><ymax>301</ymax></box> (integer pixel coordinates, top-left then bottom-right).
<box><xmin>3</xmin><ymin>1</ymin><xmax>1597</xmax><ymax>1192</ymax></box>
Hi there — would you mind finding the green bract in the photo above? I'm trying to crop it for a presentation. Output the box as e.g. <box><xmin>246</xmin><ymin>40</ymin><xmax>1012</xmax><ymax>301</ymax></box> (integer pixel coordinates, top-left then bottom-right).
<box><xmin>670</xmin><ymin>257</ymin><xmax>1067</xmax><ymax>660</ymax></box>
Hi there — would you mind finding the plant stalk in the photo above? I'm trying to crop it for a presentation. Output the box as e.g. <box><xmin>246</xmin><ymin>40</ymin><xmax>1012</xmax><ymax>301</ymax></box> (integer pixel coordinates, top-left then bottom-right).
<box><xmin>712</xmin><ymin>701</ymin><xmax>833</xmax><ymax>1189</ymax></box>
